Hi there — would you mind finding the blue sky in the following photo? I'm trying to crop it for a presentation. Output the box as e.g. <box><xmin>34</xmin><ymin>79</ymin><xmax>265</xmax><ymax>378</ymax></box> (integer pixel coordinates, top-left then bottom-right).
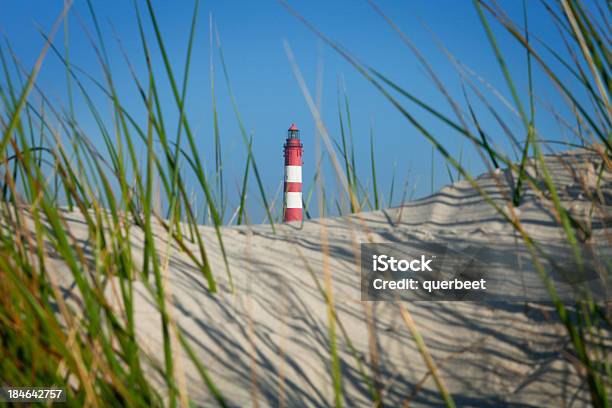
<box><xmin>0</xmin><ymin>1</ymin><xmax>594</xmax><ymax>221</ymax></box>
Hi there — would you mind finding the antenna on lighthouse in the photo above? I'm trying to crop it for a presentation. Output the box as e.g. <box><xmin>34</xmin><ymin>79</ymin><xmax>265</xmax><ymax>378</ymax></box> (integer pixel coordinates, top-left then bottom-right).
<box><xmin>283</xmin><ymin>123</ymin><xmax>303</xmax><ymax>222</ymax></box>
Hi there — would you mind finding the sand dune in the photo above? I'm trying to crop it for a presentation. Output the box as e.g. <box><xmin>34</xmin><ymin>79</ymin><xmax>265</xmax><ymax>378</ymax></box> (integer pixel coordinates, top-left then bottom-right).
<box><xmin>55</xmin><ymin>148</ymin><xmax>610</xmax><ymax>407</ymax></box>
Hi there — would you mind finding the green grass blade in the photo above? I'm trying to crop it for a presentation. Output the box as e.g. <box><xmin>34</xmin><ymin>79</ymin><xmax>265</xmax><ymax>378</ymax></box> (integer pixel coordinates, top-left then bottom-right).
<box><xmin>369</xmin><ymin>126</ymin><xmax>379</xmax><ymax>210</ymax></box>
<box><xmin>215</xmin><ymin>26</ymin><xmax>276</xmax><ymax>231</ymax></box>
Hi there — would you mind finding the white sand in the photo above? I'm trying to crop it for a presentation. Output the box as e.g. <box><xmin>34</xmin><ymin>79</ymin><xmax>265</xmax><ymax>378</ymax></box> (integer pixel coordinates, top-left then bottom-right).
<box><xmin>56</xmin><ymin>148</ymin><xmax>611</xmax><ymax>407</ymax></box>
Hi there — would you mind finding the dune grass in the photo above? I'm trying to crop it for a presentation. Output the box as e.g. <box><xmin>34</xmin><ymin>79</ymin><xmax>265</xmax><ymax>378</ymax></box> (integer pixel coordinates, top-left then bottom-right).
<box><xmin>0</xmin><ymin>0</ymin><xmax>610</xmax><ymax>407</ymax></box>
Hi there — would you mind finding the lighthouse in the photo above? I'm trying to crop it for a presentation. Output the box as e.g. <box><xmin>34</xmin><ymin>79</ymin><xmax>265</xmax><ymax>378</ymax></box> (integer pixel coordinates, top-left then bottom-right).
<box><xmin>283</xmin><ymin>123</ymin><xmax>303</xmax><ymax>222</ymax></box>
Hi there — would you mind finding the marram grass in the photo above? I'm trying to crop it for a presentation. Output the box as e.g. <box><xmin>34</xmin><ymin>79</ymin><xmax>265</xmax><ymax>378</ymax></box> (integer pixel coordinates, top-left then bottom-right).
<box><xmin>1</xmin><ymin>0</ymin><xmax>610</xmax><ymax>407</ymax></box>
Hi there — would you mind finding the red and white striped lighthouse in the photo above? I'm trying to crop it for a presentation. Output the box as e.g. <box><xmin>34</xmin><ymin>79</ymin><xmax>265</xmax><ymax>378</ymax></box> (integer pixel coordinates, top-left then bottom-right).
<box><xmin>283</xmin><ymin>123</ymin><xmax>303</xmax><ymax>222</ymax></box>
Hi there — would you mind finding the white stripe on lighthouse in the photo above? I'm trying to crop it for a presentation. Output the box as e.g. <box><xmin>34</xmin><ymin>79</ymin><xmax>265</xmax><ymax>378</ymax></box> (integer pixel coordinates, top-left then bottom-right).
<box><xmin>285</xmin><ymin>192</ymin><xmax>302</xmax><ymax>209</ymax></box>
<box><xmin>284</xmin><ymin>165</ymin><xmax>302</xmax><ymax>183</ymax></box>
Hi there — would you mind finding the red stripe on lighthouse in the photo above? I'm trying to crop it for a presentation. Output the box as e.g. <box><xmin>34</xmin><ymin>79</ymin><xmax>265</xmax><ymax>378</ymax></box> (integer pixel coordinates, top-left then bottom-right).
<box><xmin>284</xmin><ymin>182</ymin><xmax>302</xmax><ymax>192</ymax></box>
<box><xmin>284</xmin><ymin>208</ymin><xmax>302</xmax><ymax>222</ymax></box>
